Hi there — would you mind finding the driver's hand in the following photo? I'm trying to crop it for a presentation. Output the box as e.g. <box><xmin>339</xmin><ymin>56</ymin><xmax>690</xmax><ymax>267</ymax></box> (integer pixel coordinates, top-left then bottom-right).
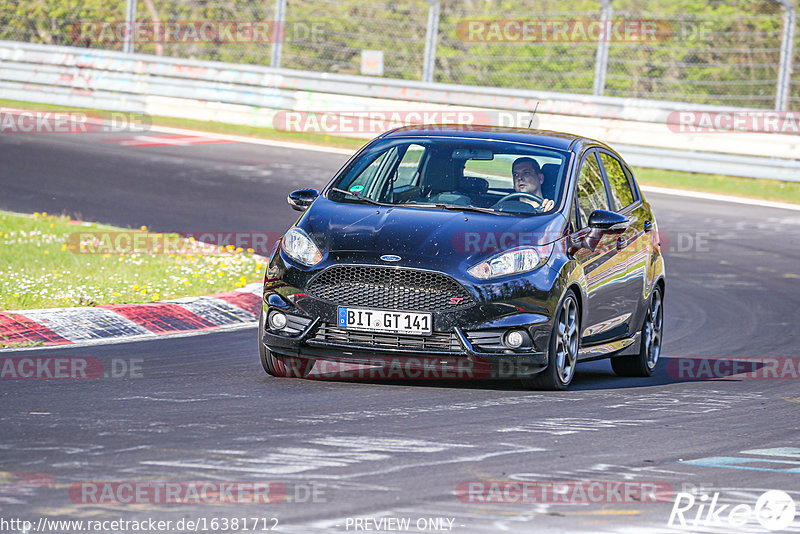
<box><xmin>521</xmin><ymin>197</ymin><xmax>555</xmax><ymax>211</ymax></box>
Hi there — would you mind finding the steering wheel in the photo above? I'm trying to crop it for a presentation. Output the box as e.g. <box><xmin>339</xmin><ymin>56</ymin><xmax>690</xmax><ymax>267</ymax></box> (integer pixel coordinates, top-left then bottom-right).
<box><xmin>491</xmin><ymin>192</ymin><xmax>545</xmax><ymax>211</ymax></box>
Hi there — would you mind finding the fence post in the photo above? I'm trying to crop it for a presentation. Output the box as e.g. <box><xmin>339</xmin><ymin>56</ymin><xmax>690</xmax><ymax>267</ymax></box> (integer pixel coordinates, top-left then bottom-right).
<box><xmin>593</xmin><ymin>0</ymin><xmax>613</xmax><ymax>96</ymax></box>
<box><xmin>422</xmin><ymin>0</ymin><xmax>440</xmax><ymax>83</ymax></box>
<box><xmin>124</xmin><ymin>0</ymin><xmax>137</xmax><ymax>54</ymax></box>
<box><xmin>775</xmin><ymin>0</ymin><xmax>796</xmax><ymax>111</ymax></box>
<box><xmin>271</xmin><ymin>0</ymin><xmax>287</xmax><ymax>68</ymax></box>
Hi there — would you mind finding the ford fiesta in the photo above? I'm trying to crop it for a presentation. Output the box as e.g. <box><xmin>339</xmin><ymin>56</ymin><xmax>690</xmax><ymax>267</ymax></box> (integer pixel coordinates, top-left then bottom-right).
<box><xmin>259</xmin><ymin>125</ymin><xmax>665</xmax><ymax>390</ymax></box>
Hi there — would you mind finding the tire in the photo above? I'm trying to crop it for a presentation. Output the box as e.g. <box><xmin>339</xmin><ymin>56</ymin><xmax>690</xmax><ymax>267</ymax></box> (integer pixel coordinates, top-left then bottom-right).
<box><xmin>611</xmin><ymin>285</ymin><xmax>663</xmax><ymax>377</ymax></box>
<box><xmin>258</xmin><ymin>310</ymin><xmax>314</xmax><ymax>378</ymax></box>
<box><xmin>521</xmin><ymin>289</ymin><xmax>580</xmax><ymax>391</ymax></box>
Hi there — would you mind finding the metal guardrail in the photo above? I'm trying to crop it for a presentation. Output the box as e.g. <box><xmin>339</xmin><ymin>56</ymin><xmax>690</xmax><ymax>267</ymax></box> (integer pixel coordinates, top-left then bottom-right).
<box><xmin>1</xmin><ymin>40</ymin><xmax>798</xmax><ymax>182</ymax></box>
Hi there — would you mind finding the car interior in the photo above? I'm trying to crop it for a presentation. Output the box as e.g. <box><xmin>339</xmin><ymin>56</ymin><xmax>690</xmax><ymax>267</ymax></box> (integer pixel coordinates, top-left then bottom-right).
<box><xmin>338</xmin><ymin>141</ymin><xmax>567</xmax><ymax>214</ymax></box>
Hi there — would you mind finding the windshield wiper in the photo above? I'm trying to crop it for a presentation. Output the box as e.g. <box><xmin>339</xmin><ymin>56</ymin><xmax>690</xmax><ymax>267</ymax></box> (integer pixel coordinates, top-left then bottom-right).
<box><xmin>330</xmin><ymin>187</ymin><xmax>384</xmax><ymax>206</ymax></box>
<box><xmin>434</xmin><ymin>203</ymin><xmax>511</xmax><ymax>216</ymax></box>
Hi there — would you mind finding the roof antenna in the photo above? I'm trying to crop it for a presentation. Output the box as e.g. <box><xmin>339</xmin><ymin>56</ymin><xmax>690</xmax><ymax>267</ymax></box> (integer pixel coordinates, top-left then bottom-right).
<box><xmin>527</xmin><ymin>101</ymin><xmax>540</xmax><ymax>129</ymax></box>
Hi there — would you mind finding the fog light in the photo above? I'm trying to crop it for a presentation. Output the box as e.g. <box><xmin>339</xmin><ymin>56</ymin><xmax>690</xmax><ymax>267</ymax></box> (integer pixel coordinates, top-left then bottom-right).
<box><xmin>269</xmin><ymin>311</ymin><xmax>287</xmax><ymax>330</ymax></box>
<box><xmin>505</xmin><ymin>330</ymin><xmax>525</xmax><ymax>349</ymax></box>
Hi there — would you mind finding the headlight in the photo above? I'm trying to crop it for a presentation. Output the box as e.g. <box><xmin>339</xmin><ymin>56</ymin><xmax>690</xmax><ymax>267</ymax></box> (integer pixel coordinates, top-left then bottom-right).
<box><xmin>281</xmin><ymin>227</ymin><xmax>323</xmax><ymax>266</ymax></box>
<box><xmin>467</xmin><ymin>246</ymin><xmax>549</xmax><ymax>280</ymax></box>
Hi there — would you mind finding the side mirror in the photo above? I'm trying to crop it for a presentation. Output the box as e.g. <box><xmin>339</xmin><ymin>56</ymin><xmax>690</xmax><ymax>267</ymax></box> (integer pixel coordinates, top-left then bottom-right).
<box><xmin>287</xmin><ymin>189</ymin><xmax>319</xmax><ymax>212</ymax></box>
<box><xmin>588</xmin><ymin>210</ymin><xmax>629</xmax><ymax>231</ymax></box>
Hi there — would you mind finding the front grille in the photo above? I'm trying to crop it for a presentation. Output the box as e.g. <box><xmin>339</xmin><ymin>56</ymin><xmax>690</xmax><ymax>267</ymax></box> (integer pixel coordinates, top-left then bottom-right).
<box><xmin>310</xmin><ymin>323</ymin><xmax>463</xmax><ymax>353</ymax></box>
<box><xmin>306</xmin><ymin>265</ymin><xmax>474</xmax><ymax>311</ymax></box>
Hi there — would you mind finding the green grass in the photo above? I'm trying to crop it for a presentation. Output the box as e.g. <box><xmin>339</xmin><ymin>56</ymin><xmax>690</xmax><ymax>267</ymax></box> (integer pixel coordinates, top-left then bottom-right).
<box><xmin>0</xmin><ymin>211</ymin><xmax>268</xmax><ymax>312</ymax></box>
<box><xmin>3</xmin><ymin>98</ymin><xmax>799</xmax><ymax>204</ymax></box>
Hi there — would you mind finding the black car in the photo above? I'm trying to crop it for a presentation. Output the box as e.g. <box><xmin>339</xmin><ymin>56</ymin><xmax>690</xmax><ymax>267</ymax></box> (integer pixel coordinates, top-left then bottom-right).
<box><xmin>259</xmin><ymin>125</ymin><xmax>665</xmax><ymax>390</ymax></box>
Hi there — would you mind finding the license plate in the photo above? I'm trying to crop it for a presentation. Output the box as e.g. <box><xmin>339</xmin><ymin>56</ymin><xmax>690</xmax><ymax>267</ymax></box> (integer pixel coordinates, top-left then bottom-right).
<box><xmin>337</xmin><ymin>307</ymin><xmax>432</xmax><ymax>336</ymax></box>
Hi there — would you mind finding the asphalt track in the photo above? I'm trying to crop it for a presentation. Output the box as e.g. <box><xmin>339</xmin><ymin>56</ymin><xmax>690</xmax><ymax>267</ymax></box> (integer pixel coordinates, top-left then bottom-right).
<box><xmin>2</xmin><ymin>129</ymin><xmax>800</xmax><ymax>533</ymax></box>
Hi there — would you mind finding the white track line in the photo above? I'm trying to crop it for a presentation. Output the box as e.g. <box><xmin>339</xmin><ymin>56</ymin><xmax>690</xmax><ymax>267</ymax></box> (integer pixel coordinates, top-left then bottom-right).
<box><xmin>150</xmin><ymin>124</ymin><xmax>357</xmax><ymax>155</ymax></box>
<box><xmin>640</xmin><ymin>185</ymin><xmax>800</xmax><ymax>212</ymax></box>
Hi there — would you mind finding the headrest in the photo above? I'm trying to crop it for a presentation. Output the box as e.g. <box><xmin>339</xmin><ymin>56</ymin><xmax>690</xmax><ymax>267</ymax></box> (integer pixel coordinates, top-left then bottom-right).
<box><xmin>541</xmin><ymin>164</ymin><xmax>560</xmax><ymax>199</ymax></box>
<box><xmin>458</xmin><ymin>176</ymin><xmax>489</xmax><ymax>195</ymax></box>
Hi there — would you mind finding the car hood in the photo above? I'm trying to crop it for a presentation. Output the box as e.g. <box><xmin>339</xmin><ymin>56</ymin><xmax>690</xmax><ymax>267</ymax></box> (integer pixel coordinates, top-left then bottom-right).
<box><xmin>299</xmin><ymin>197</ymin><xmax>566</xmax><ymax>269</ymax></box>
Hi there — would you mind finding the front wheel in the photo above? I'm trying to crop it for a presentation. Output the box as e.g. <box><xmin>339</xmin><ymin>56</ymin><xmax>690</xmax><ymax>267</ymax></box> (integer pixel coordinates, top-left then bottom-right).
<box><xmin>258</xmin><ymin>310</ymin><xmax>314</xmax><ymax>378</ymax></box>
<box><xmin>611</xmin><ymin>286</ymin><xmax>663</xmax><ymax>377</ymax></box>
<box><xmin>521</xmin><ymin>290</ymin><xmax>580</xmax><ymax>391</ymax></box>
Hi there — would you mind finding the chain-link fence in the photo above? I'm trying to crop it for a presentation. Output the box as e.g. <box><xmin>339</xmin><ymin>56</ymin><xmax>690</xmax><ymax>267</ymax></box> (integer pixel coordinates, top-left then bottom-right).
<box><xmin>1</xmin><ymin>0</ymin><xmax>797</xmax><ymax>110</ymax></box>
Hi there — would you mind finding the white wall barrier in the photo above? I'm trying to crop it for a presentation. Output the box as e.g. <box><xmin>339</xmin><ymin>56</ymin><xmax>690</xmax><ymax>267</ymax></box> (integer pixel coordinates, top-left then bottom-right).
<box><xmin>1</xmin><ymin>41</ymin><xmax>798</xmax><ymax>181</ymax></box>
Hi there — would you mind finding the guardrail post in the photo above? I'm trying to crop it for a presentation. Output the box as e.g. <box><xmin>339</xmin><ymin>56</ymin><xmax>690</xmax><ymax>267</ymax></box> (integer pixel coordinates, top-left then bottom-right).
<box><xmin>422</xmin><ymin>0</ymin><xmax>440</xmax><ymax>83</ymax></box>
<box><xmin>775</xmin><ymin>0</ymin><xmax>796</xmax><ymax>111</ymax></box>
<box><xmin>592</xmin><ymin>0</ymin><xmax>612</xmax><ymax>96</ymax></box>
<box><xmin>271</xmin><ymin>0</ymin><xmax>287</xmax><ymax>68</ymax></box>
<box><xmin>124</xmin><ymin>0</ymin><xmax>138</xmax><ymax>54</ymax></box>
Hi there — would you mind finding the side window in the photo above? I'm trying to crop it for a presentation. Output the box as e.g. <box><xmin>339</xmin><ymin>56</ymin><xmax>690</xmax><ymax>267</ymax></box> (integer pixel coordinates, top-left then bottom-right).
<box><xmin>394</xmin><ymin>144</ymin><xmax>425</xmax><ymax>188</ymax></box>
<box><xmin>600</xmin><ymin>153</ymin><xmax>635</xmax><ymax>211</ymax></box>
<box><xmin>576</xmin><ymin>152</ymin><xmax>610</xmax><ymax>227</ymax></box>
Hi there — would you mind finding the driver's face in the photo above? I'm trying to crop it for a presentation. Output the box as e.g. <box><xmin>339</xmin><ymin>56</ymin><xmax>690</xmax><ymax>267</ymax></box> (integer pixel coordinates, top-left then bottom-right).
<box><xmin>512</xmin><ymin>161</ymin><xmax>544</xmax><ymax>196</ymax></box>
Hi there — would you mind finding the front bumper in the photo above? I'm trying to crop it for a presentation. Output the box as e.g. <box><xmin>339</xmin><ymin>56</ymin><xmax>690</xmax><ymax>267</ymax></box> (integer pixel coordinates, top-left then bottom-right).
<box><xmin>261</xmin><ymin>303</ymin><xmax>552</xmax><ymax>379</ymax></box>
<box><xmin>261</xmin><ymin>253</ymin><xmax>564</xmax><ymax>379</ymax></box>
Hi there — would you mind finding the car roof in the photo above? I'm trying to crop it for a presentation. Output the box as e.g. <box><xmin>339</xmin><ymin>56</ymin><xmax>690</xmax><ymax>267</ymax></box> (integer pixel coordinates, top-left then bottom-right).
<box><xmin>382</xmin><ymin>124</ymin><xmax>607</xmax><ymax>152</ymax></box>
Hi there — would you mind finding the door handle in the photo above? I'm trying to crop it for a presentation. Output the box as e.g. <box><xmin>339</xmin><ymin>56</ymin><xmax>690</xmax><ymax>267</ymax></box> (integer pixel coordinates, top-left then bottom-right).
<box><xmin>643</xmin><ymin>220</ymin><xmax>652</xmax><ymax>233</ymax></box>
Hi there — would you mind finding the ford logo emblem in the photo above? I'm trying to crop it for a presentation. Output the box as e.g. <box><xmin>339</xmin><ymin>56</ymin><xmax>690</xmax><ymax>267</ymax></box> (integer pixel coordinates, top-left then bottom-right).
<box><xmin>380</xmin><ymin>255</ymin><xmax>402</xmax><ymax>262</ymax></box>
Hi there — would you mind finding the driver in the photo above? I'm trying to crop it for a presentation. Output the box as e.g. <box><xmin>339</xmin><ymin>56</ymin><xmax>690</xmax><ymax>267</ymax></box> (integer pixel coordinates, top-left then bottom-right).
<box><xmin>512</xmin><ymin>157</ymin><xmax>555</xmax><ymax>211</ymax></box>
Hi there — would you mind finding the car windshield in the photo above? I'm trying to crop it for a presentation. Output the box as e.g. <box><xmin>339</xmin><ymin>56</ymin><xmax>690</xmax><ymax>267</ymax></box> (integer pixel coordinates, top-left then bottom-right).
<box><xmin>328</xmin><ymin>137</ymin><xmax>570</xmax><ymax>215</ymax></box>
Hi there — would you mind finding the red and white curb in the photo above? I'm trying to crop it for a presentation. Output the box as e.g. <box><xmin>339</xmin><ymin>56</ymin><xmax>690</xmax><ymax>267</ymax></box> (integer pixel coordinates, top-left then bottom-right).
<box><xmin>0</xmin><ymin>283</ymin><xmax>263</xmax><ymax>350</ymax></box>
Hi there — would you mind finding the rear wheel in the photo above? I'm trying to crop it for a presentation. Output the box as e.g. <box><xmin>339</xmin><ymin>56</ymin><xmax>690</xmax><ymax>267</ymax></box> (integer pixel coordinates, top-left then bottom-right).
<box><xmin>611</xmin><ymin>286</ymin><xmax>663</xmax><ymax>377</ymax></box>
<box><xmin>258</xmin><ymin>310</ymin><xmax>314</xmax><ymax>378</ymax></box>
<box><xmin>521</xmin><ymin>290</ymin><xmax>580</xmax><ymax>391</ymax></box>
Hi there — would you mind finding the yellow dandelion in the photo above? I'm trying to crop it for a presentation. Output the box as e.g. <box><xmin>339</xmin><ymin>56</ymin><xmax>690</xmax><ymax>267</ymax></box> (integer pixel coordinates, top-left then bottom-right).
<box><xmin>235</xmin><ymin>247</ymin><xmax>243</xmax><ymax>253</ymax></box>
<box><xmin>43</xmin><ymin>250</ymin><xmax>49</xmax><ymax>255</ymax></box>
<box><xmin>42</xmin><ymin>212</ymin><xmax>47</xmax><ymax>217</ymax></box>
<box><xmin>113</xmin><ymin>292</ymin><xmax>121</xmax><ymax>297</ymax></box>
<box><xmin>140</xmin><ymin>225</ymin><xmax>147</xmax><ymax>231</ymax></box>
<box><xmin>247</xmin><ymin>248</ymin><xmax>254</xmax><ymax>253</ymax></box>
<box><xmin>61</xmin><ymin>245</ymin><xmax>67</xmax><ymax>251</ymax></box>
<box><xmin>33</xmin><ymin>212</ymin><xmax>40</xmax><ymax>218</ymax></box>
